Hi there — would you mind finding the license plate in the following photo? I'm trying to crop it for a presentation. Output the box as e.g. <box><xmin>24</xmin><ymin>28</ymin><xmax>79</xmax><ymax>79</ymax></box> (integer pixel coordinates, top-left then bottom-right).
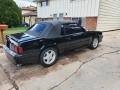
<box><xmin>9</xmin><ymin>50</ymin><xmax>15</xmax><ymax>55</ymax></box>
<box><xmin>4</xmin><ymin>45</ymin><xmax>16</xmax><ymax>56</ymax></box>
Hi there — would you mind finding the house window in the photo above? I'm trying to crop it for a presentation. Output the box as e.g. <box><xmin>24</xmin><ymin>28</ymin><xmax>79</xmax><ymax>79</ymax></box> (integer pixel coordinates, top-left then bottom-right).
<box><xmin>53</xmin><ymin>14</ymin><xmax>57</xmax><ymax>20</ymax></box>
<box><xmin>41</xmin><ymin>0</ymin><xmax>48</xmax><ymax>7</ymax></box>
<box><xmin>59</xmin><ymin>13</ymin><xmax>64</xmax><ymax>20</ymax></box>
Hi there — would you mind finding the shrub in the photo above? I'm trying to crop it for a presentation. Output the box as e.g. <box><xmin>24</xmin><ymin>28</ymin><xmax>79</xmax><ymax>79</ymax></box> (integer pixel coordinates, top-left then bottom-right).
<box><xmin>0</xmin><ymin>0</ymin><xmax>22</xmax><ymax>27</ymax></box>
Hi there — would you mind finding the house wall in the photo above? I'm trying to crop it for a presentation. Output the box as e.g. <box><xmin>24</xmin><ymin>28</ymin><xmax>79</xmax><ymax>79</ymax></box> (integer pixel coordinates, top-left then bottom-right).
<box><xmin>37</xmin><ymin>0</ymin><xmax>100</xmax><ymax>30</ymax></box>
<box><xmin>37</xmin><ymin>0</ymin><xmax>100</xmax><ymax>18</ymax></box>
<box><xmin>97</xmin><ymin>0</ymin><xmax>120</xmax><ymax>31</ymax></box>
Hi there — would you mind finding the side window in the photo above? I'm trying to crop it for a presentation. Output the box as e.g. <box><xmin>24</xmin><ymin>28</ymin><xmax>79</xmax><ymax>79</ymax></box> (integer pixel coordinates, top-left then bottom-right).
<box><xmin>61</xmin><ymin>25</ymin><xmax>84</xmax><ymax>35</ymax></box>
<box><xmin>64</xmin><ymin>27</ymin><xmax>74</xmax><ymax>35</ymax></box>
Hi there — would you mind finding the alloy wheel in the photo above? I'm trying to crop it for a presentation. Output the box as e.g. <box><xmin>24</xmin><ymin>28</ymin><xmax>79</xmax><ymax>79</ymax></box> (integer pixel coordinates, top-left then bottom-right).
<box><xmin>43</xmin><ymin>50</ymin><xmax>56</xmax><ymax>65</ymax></box>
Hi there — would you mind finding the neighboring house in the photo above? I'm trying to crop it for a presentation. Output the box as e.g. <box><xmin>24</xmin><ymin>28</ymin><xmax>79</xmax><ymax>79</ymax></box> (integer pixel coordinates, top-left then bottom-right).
<box><xmin>22</xmin><ymin>6</ymin><xmax>37</xmax><ymax>26</ymax></box>
<box><xmin>14</xmin><ymin>0</ymin><xmax>37</xmax><ymax>26</ymax></box>
<box><xmin>36</xmin><ymin>0</ymin><xmax>120</xmax><ymax>31</ymax></box>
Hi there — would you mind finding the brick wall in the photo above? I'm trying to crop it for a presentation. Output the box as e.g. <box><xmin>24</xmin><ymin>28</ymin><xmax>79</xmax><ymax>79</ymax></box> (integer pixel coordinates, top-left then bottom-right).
<box><xmin>86</xmin><ymin>17</ymin><xmax>97</xmax><ymax>31</ymax></box>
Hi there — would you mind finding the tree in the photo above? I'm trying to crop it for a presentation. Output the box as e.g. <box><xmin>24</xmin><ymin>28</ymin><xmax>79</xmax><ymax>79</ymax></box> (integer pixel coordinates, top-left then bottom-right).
<box><xmin>0</xmin><ymin>0</ymin><xmax>22</xmax><ymax>27</ymax></box>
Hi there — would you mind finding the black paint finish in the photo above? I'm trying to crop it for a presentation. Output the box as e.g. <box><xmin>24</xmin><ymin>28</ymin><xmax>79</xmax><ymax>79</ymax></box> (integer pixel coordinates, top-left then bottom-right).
<box><xmin>4</xmin><ymin>21</ymin><xmax>103</xmax><ymax>65</ymax></box>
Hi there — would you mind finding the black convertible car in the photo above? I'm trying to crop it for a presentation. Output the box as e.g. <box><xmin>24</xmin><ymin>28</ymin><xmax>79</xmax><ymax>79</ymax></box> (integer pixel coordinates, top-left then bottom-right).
<box><xmin>4</xmin><ymin>21</ymin><xmax>103</xmax><ymax>67</ymax></box>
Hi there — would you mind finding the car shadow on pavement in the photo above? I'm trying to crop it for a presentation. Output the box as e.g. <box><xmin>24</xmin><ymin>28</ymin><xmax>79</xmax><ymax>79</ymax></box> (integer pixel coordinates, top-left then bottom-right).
<box><xmin>13</xmin><ymin>47</ymin><xmax>89</xmax><ymax>81</ymax></box>
<box><xmin>1</xmin><ymin>44</ymin><xmax>103</xmax><ymax>82</ymax></box>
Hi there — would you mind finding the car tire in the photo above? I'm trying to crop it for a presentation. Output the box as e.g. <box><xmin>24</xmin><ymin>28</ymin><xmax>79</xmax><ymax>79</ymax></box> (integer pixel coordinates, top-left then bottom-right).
<box><xmin>40</xmin><ymin>47</ymin><xmax>58</xmax><ymax>67</ymax></box>
<box><xmin>89</xmin><ymin>37</ymin><xmax>99</xmax><ymax>49</ymax></box>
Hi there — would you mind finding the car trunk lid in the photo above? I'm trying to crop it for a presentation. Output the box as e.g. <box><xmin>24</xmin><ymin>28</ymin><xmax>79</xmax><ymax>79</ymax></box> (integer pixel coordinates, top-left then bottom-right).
<box><xmin>6</xmin><ymin>33</ymin><xmax>37</xmax><ymax>54</ymax></box>
<box><xmin>9</xmin><ymin>33</ymin><xmax>36</xmax><ymax>42</ymax></box>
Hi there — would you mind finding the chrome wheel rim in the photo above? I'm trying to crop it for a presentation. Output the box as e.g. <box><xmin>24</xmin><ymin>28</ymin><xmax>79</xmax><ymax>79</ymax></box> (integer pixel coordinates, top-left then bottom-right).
<box><xmin>43</xmin><ymin>50</ymin><xmax>56</xmax><ymax>65</ymax></box>
<box><xmin>93</xmin><ymin>38</ymin><xmax>98</xmax><ymax>48</ymax></box>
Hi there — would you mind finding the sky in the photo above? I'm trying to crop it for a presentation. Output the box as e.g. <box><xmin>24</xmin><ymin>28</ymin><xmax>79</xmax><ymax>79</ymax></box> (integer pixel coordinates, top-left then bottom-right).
<box><xmin>14</xmin><ymin>0</ymin><xmax>36</xmax><ymax>8</ymax></box>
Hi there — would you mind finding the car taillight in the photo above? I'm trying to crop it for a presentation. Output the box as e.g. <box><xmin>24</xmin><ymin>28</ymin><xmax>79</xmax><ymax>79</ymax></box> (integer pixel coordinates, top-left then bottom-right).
<box><xmin>18</xmin><ymin>47</ymin><xmax>23</xmax><ymax>54</ymax></box>
<box><xmin>11</xmin><ymin>44</ymin><xmax>23</xmax><ymax>54</ymax></box>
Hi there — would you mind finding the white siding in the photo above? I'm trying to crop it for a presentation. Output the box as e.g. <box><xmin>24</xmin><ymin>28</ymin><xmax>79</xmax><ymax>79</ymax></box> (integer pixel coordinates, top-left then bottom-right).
<box><xmin>97</xmin><ymin>0</ymin><xmax>120</xmax><ymax>31</ymax></box>
<box><xmin>37</xmin><ymin>0</ymin><xmax>100</xmax><ymax>18</ymax></box>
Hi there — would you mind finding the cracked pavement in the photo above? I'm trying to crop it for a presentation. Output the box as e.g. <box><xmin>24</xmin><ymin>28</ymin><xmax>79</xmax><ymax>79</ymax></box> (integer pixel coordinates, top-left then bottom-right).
<box><xmin>0</xmin><ymin>30</ymin><xmax>120</xmax><ymax>90</ymax></box>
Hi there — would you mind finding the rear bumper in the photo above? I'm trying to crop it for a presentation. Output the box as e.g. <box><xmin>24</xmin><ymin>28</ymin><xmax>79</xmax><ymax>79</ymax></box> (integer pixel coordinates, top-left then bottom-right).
<box><xmin>3</xmin><ymin>45</ymin><xmax>39</xmax><ymax>64</ymax></box>
<box><xmin>3</xmin><ymin>45</ymin><xmax>24</xmax><ymax>64</ymax></box>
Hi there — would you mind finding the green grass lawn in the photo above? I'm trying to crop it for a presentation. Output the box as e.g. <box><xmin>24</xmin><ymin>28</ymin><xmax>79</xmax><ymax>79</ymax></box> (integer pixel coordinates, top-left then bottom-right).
<box><xmin>4</xmin><ymin>27</ymin><xmax>28</xmax><ymax>36</ymax></box>
<box><xmin>0</xmin><ymin>27</ymin><xmax>28</xmax><ymax>43</ymax></box>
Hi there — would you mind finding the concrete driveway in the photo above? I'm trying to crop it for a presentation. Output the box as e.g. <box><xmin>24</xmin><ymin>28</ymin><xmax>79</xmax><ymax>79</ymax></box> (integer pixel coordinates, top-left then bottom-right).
<box><xmin>0</xmin><ymin>30</ymin><xmax>120</xmax><ymax>90</ymax></box>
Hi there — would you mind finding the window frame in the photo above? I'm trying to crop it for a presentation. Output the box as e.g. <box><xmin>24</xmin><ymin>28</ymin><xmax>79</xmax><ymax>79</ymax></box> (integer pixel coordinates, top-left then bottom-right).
<box><xmin>40</xmin><ymin>0</ymin><xmax>48</xmax><ymax>7</ymax></box>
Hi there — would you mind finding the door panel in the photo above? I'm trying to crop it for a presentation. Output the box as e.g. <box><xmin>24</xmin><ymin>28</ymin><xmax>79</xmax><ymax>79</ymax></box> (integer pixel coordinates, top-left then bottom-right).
<box><xmin>55</xmin><ymin>35</ymin><xmax>72</xmax><ymax>52</ymax></box>
<box><xmin>64</xmin><ymin>32</ymin><xmax>90</xmax><ymax>49</ymax></box>
<box><xmin>58</xmin><ymin>24</ymin><xmax>91</xmax><ymax>51</ymax></box>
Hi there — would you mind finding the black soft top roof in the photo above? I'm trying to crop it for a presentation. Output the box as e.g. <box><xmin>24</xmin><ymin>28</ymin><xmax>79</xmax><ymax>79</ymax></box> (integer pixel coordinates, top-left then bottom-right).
<box><xmin>27</xmin><ymin>20</ymin><xmax>77</xmax><ymax>38</ymax></box>
<box><xmin>37</xmin><ymin>20</ymin><xmax>77</xmax><ymax>26</ymax></box>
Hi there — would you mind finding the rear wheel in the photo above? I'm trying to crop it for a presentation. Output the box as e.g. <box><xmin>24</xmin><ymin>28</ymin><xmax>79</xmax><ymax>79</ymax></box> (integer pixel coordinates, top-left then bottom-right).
<box><xmin>40</xmin><ymin>47</ymin><xmax>58</xmax><ymax>67</ymax></box>
<box><xmin>89</xmin><ymin>37</ymin><xmax>99</xmax><ymax>49</ymax></box>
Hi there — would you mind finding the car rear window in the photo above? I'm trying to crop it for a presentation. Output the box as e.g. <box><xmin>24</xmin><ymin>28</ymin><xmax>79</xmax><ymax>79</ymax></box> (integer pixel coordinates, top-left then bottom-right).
<box><xmin>29</xmin><ymin>23</ymin><xmax>47</xmax><ymax>33</ymax></box>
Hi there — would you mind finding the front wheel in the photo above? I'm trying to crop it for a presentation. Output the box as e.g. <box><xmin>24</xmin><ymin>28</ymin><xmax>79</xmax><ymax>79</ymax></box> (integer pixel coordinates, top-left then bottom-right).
<box><xmin>89</xmin><ymin>37</ymin><xmax>99</xmax><ymax>49</ymax></box>
<box><xmin>40</xmin><ymin>47</ymin><xmax>58</xmax><ymax>67</ymax></box>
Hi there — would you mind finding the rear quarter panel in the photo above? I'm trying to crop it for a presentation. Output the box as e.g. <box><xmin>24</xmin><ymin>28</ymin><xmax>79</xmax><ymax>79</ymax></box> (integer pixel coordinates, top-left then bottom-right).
<box><xmin>86</xmin><ymin>31</ymin><xmax>103</xmax><ymax>42</ymax></box>
<box><xmin>20</xmin><ymin>39</ymin><xmax>43</xmax><ymax>64</ymax></box>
